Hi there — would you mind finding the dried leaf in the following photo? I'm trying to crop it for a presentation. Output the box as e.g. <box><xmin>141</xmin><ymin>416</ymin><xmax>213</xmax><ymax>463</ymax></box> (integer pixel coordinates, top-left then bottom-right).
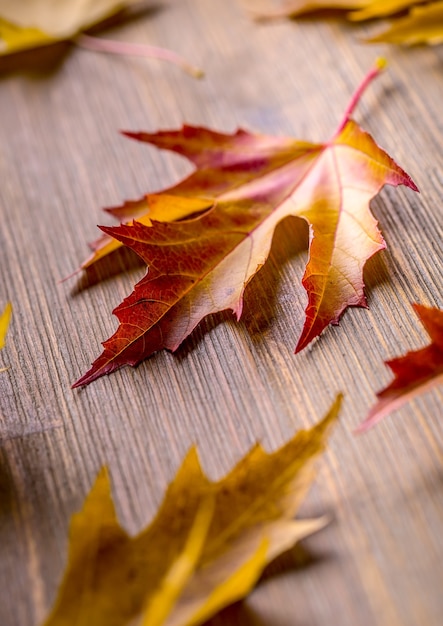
<box><xmin>0</xmin><ymin>1</ymin><xmax>203</xmax><ymax>77</ymax></box>
<box><xmin>43</xmin><ymin>396</ymin><xmax>341</xmax><ymax>626</ymax></box>
<box><xmin>0</xmin><ymin>0</ymin><xmax>137</xmax><ymax>54</ymax></box>
<box><xmin>358</xmin><ymin>305</ymin><xmax>443</xmax><ymax>432</ymax></box>
<box><xmin>73</xmin><ymin>61</ymin><xmax>416</xmax><ymax>387</ymax></box>
<box><xmin>367</xmin><ymin>2</ymin><xmax>443</xmax><ymax>45</ymax></box>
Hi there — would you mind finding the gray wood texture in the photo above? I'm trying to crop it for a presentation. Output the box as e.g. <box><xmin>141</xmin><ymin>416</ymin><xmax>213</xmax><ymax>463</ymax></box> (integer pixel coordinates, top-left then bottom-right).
<box><xmin>0</xmin><ymin>1</ymin><xmax>442</xmax><ymax>625</ymax></box>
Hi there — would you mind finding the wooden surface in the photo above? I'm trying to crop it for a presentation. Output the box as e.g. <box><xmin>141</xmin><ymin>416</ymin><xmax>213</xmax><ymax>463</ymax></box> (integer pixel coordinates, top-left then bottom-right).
<box><xmin>1</xmin><ymin>2</ymin><xmax>442</xmax><ymax>625</ymax></box>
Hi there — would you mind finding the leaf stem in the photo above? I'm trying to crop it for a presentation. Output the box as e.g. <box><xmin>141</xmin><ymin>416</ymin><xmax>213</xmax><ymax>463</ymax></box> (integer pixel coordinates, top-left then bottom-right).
<box><xmin>336</xmin><ymin>58</ymin><xmax>387</xmax><ymax>135</ymax></box>
<box><xmin>75</xmin><ymin>34</ymin><xmax>204</xmax><ymax>78</ymax></box>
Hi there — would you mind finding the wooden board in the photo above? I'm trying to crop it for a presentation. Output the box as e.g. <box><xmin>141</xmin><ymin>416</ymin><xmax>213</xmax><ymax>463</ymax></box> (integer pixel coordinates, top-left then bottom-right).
<box><xmin>0</xmin><ymin>2</ymin><xmax>442</xmax><ymax>624</ymax></box>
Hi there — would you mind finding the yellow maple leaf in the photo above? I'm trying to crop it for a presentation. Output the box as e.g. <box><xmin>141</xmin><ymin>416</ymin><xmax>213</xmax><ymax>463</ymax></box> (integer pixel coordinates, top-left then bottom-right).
<box><xmin>43</xmin><ymin>396</ymin><xmax>341</xmax><ymax>626</ymax></box>
<box><xmin>368</xmin><ymin>1</ymin><xmax>443</xmax><ymax>44</ymax></box>
<box><xmin>0</xmin><ymin>0</ymin><xmax>136</xmax><ymax>54</ymax></box>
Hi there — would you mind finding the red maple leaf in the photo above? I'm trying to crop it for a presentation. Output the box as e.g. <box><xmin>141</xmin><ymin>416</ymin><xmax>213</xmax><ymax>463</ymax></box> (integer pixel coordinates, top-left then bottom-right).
<box><xmin>73</xmin><ymin>61</ymin><xmax>417</xmax><ymax>386</ymax></box>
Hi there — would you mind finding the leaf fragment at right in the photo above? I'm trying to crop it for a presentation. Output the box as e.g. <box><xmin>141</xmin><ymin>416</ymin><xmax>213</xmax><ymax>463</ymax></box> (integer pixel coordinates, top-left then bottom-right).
<box><xmin>0</xmin><ymin>301</ymin><xmax>12</xmax><ymax>371</ymax></box>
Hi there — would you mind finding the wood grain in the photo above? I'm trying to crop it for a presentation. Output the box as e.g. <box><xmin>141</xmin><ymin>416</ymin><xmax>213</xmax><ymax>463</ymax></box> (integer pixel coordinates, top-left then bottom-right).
<box><xmin>0</xmin><ymin>2</ymin><xmax>442</xmax><ymax>625</ymax></box>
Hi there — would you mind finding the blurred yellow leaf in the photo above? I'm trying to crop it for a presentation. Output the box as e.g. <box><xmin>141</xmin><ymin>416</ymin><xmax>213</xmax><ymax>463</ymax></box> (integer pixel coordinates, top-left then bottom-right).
<box><xmin>0</xmin><ymin>0</ymin><xmax>136</xmax><ymax>54</ymax></box>
<box><xmin>248</xmin><ymin>0</ymin><xmax>443</xmax><ymax>46</ymax></box>
<box><xmin>248</xmin><ymin>0</ymin><xmax>425</xmax><ymax>19</ymax></box>
<box><xmin>43</xmin><ymin>396</ymin><xmax>341</xmax><ymax>626</ymax></box>
<box><xmin>246</xmin><ymin>0</ymin><xmax>383</xmax><ymax>19</ymax></box>
<box><xmin>0</xmin><ymin>18</ymin><xmax>53</xmax><ymax>54</ymax></box>
<box><xmin>368</xmin><ymin>1</ymin><xmax>443</xmax><ymax>44</ymax></box>
<box><xmin>349</xmin><ymin>0</ymin><xmax>426</xmax><ymax>21</ymax></box>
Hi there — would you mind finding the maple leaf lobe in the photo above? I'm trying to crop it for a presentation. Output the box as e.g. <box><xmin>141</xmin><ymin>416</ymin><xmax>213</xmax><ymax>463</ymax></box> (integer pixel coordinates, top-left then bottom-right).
<box><xmin>294</xmin><ymin>118</ymin><xmax>416</xmax><ymax>352</ymax></box>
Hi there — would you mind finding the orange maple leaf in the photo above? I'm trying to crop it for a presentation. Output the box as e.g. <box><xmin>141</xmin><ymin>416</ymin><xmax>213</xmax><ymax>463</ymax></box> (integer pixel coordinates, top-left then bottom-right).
<box><xmin>73</xmin><ymin>60</ymin><xmax>417</xmax><ymax>387</ymax></box>
<box><xmin>358</xmin><ymin>304</ymin><xmax>443</xmax><ymax>432</ymax></box>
